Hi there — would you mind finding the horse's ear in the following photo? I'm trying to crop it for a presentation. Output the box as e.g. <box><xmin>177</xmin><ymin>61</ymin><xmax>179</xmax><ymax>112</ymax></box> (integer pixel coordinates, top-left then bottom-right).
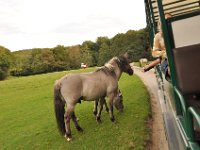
<box><xmin>123</xmin><ymin>52</ymin><xmax>132</xmax><ymax>63</ymax></box>
<box><xmin>124</xmin><ymin>52</ymin><xmax>129</xmax><ymax>59</ymax></box>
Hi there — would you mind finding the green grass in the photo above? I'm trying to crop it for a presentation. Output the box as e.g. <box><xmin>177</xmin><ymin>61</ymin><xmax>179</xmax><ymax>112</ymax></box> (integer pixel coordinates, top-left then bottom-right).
<box><xmin>0</xmin><ymin>68</ymin><xmax>151</xmax><ymax>150</ymax></box>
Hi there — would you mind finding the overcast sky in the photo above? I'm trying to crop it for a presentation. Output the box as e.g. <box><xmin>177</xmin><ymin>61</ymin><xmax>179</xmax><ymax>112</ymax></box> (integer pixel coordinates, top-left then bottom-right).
<box><xmin>0</xmin><ymin>0</ymin><xmax>146</xmax><ymax>51</ymax></box>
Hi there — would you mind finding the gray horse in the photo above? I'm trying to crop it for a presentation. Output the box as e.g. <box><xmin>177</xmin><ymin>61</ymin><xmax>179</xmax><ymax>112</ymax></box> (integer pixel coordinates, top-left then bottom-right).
<box><xmin>54</xmin><ymin>53</ymin><xmax>133</xmax><ymax>141</ymax></box>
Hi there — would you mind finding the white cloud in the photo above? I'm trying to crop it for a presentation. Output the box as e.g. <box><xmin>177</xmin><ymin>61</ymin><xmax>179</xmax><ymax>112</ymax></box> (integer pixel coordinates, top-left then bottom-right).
<box><xmin>0</xmin><ymin>0</ymin><xmax>146</xmax><ymax>51</ymax></box>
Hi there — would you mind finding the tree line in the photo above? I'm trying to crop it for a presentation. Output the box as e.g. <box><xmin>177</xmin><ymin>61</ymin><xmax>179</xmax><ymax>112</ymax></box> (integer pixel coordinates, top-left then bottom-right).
<box><xmin>0</xmin><ymin>28</ymin><xmax>151</xmax><ymax>80</ymax></box>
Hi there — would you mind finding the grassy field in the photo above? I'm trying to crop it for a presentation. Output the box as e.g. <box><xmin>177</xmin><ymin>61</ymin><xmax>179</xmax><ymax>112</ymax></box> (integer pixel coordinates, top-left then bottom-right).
<box><xmin>0</xmin><ymin>68</ymin><xmax>151</xmax><ymax>150</ymax></box>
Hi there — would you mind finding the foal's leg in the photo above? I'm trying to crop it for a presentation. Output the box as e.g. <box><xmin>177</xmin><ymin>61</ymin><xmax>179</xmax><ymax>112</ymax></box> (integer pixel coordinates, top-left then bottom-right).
<box><xmin>96</xmin><ymin>97</ymin><xmax>105</xmax><ymax>123</ymax></box>
<box><xmin>93</xmin><ymin>99</ymin><xmax>98</xmax><ymax>116</ymax></box>
<box><xmin>64</xmin><ymin>104</ymin><xmax>74</xmax><ymax>141</ymax></box>
<box><xmin>71</xmin><ymin>112</ymin><xmax>83</xmax><ymax>132</ymax></box>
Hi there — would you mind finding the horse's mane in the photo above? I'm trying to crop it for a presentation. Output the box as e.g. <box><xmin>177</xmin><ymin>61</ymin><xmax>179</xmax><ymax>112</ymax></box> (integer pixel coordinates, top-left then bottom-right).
<box><xmin>95</xmin><ymin>55</ymin><xmax>128</xmax><ymax>76</ymax></box>
<box><xmin>95</xmin><ymin>57</ymin><xmax>119</xmax><ymax>76</ymax></box>
<box><xmin>95</xmin><ymin>65</ymin><xmax>115</xmax><ymax>76</ymax></box>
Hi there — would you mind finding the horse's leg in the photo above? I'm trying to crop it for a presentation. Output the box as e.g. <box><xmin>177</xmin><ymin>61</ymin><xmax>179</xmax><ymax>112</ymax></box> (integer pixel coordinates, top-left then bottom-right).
<box><xmin>108</xmin><ymin>94</ymin><xmax>115</xmax><ymax>122</ymax></box>
<box><xmin>96</xmin><ymin>97</ymin><xmax>105</xmax><ymax>123</ymax></box>
<box><xmin>64</xmin><ymin>104</ymin><xmax>74</xmax><ymax>141</ymax></box>
<box><xmin>71</xmin><ymin>111</ymin><xmax>83</xmax><ymax>132</ymax></box>
<box><xmin>93</xmin><ymin>99</ymin><xmax>98</xmax><ymax>116</ymax></box>
<box><xmin>104</xmin><ymin>100</ymin><xmax>109</xmax><ymax>112</ymax></box>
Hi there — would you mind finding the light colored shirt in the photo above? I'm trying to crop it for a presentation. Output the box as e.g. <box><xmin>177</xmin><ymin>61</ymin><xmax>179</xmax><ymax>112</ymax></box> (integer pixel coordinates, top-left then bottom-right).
<box><xmin>152</xmin><ymin>32</ymin><xmax>167</xmax><ymax>59</ymax></box>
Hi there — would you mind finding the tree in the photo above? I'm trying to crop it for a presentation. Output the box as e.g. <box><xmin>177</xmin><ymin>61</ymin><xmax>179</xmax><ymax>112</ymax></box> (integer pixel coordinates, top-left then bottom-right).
<box><xmin>41</xmin><ymin>49</ymin><xmax>55</xmax><ymax>72</ymax></box>
<box><xmin>52</xmin><ymin>45</ymin><xmax>70</xmax><ymax>71</ymax></box>
<box><xmin>68</xmin><ymin>45</ymin><xmax>81</xmax><ymax>69</ymax></box>
<box><xmin>110</xmin><ymin>33</ymin><xmax>126</xmax><ymax>56</ymax></box>
<box><xmin>10</xmin><ymin>50</ymin><xmax>32</xmax><ymax>76</ymax></box>
<box><xmin>80</xmin><ymin>41</ymin><xmax>95</xmax><ymax>66</ymax></box>
<box><xmin>0</xmin><ymin>46</ymin><xmax>12</xmax><ymax>80</ymax></box>
<box><xmin>110</xmin><ymin>29</ymin><xmax>151</xmax><ymax>62</ymax></box>
<box><xmin>29</xmin><ymin>48</ymin><xmax>56</xmax><ymax>74</ymax></box>
<box><xmin>126</xmin><ymin>29</ymin><xmax>151</xmax><ymax>61</ymax></box>
<box><xmin>96</xmin><ymin>37</ymin><xmax>111</xmax><ymax>66</ymax></box>
<box><xmin>9</xmin><ymin>28</ymin><xmax>152</xmax><ymax>77</ymax></box>
<box><xmin>98</xmin><ymin>43</ymin><xmax>112</xmax><ymax>66</ymax></box>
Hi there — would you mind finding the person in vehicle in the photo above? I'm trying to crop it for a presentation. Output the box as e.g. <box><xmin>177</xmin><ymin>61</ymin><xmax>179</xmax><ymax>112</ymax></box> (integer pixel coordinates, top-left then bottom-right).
<box><xmin>143</xmin><ymin>13</ymin><xmax>172</xmax><ymax>81</ymax></box>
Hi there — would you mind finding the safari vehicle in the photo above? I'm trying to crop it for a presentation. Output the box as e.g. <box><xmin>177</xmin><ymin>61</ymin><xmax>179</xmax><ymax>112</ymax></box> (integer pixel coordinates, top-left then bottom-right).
<box><xmin>81</xmin><ymin>63</ymin><xmax>88</xmax><ymax>69</ymax></box>
<box><xmin>144</xmin><ymin>0</ymin><xmax>200</xmax><ymax>149</ymax></box>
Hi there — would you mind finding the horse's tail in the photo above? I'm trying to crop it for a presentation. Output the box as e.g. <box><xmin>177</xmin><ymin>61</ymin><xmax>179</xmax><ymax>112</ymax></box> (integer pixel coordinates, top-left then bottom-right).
<box><xmin>54</xmin><ymin>80</ymin><xmax>66</xmax><ymax>135</ymax></box>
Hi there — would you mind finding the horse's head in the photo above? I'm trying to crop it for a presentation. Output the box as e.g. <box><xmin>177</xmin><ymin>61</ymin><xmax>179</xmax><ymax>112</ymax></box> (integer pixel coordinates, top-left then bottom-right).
<box><xmin>114</xmin><ymin>90</ymin><xmax>124</xmax><ymax>112</ymax></box>
<box><xmin>118</xmin><ymin>53</ymin><xmax>133</xmax><ymax>75</ymax></box>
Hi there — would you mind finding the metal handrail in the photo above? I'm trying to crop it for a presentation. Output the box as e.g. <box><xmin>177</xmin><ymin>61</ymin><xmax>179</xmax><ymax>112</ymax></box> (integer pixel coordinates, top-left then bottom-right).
<box><xmin>188</xmin><ymin>107</ymin><xmax>200</xmax><ymax>128</ymax></box>
<box><xmin>174</xmin><ymin>86</ymin><xmax>186</xmax><ymax>115</ymax></box>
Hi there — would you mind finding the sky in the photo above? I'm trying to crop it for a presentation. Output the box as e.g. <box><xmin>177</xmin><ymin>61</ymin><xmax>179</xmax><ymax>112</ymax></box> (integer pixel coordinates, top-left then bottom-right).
<box><xmin>0</xmin><ymin>0</ymin><xmax>146</xmax><ymax>51</ymax></box>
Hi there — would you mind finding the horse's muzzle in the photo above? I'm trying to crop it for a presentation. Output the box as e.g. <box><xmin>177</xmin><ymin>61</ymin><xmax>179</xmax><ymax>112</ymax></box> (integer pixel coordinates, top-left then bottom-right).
<box><xmin>128</xmin><ymin>69</ymin><xmax>134</xmax><ymax>75</ymax></box>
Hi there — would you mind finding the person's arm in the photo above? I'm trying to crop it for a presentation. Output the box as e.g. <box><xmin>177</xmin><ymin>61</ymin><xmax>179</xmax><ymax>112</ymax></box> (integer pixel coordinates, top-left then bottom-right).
<box><xmin>143</xmin><ymin>58</ymin><xmax>161</xmax><ymax>72</ymax></box>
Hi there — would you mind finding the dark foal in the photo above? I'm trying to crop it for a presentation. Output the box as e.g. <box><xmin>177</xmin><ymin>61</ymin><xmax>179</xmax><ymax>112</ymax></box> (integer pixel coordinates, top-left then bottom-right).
<box><xmin>93</xmin><ymin>89</ymin><xmax>123</xmax><ymax>123</ymax></box>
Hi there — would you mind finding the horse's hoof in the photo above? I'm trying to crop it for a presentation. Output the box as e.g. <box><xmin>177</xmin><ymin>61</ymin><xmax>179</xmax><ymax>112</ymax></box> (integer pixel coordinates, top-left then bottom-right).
<box><xmin>64</xmin><ymin>134</ymin><xmax>72</xmax><ymax>142</ymax></box>
<box><xmin>77</xmin><ymin>126</ymin><xmax>83</xmax><ymax>132</ymax></box>
<box><xmin>67</xmin><ymin>137</ymin><xmax>72</xmax><ymax>142</ymax></box>
<box><xmin>110</xmin><ymin>117</ymin><xmax>115</xmax><ymax>122</ymax></box>
<box><xmin>96</xmin><ymin>116</ymin><xmax>102</xmax><ymax>123</ymax></box>
<box><xmin>96</xmin><ymin>119</ymin><xmax>102</xmax><ymax>124</ymax></box>
<box><xmin>105</xmin><ymin>108</ymin><xmax>109</xmax><ymax>113</ymax></box>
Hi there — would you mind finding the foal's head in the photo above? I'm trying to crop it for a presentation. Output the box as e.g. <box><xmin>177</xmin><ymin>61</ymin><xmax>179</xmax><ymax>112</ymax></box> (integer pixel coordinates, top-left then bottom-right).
<box><xmin>114</xmin><ymin>90</ymin><xmax>124</xmax><ymax>112</ymax></box>
<box><xmin>117</xmin><ymin>53</ymin><xmax>133</xmax><ymax>75</ymax></box>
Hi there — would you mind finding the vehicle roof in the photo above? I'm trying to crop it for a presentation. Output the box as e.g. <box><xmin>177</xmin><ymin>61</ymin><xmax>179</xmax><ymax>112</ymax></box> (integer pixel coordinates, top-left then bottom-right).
<box><xmin>146</xmin><ymin>0</ymin><xmax>200</xmax><ymax>21</ymax></box>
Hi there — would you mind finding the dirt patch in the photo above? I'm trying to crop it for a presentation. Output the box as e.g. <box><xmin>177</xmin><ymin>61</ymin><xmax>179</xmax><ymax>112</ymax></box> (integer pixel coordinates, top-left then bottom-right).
<box><xmin>132</xmin><ymin>66</ymin><xmax>168</xmax><ymax>150</ymax></box>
